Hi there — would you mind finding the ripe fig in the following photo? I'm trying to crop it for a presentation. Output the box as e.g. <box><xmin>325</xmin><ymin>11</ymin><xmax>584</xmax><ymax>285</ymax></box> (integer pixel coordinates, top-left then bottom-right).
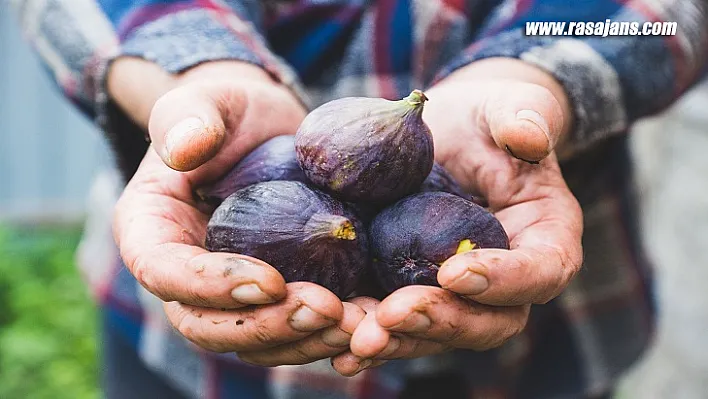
<box><xmin>295</xmin><ymin>90</ymin><xmax>434</xmax><ymax>204</ymax></box>
<box><xmin>205</xmin><ymin>181</ymin><xmax>369</xmax><ymax>298</ymax></box>
<box><xmin>369</xmin><ymin>192</ymin><xmax>509</xmax><ymax>294</ymax></box>
<box><xmin>197</xmin><ymin>136</ymin><xmax>307</xmax><ymax>205</ymax></box>
<box><xmin>419</xmin><ymin>162</ymin><xmax>488</xmax><ymax>207</ymax></box>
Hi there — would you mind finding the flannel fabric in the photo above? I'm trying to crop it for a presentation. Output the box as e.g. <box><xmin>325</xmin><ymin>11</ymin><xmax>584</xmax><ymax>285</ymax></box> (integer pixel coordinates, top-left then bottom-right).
<box><xmin>11</xmin><ymin>0</ymin><xmax>708</xmax><ymax>398</ymax></box>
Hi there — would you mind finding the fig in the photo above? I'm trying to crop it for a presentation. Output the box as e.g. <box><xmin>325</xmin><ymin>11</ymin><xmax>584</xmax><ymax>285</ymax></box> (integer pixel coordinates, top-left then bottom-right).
<box><xmin>369</xmin><ymin>192</ymin><xmax>509</xmax><ymax>293</ymax></box>
<box><xmin>295</xmin><ymin>89</ymin><xmax>434</xmax><ymax>204</ymax></box>
<box><xmin>205</xmin><ymin>181</ymin><xmax>369</xmax><ymax>298</ymax></box>
<box><xmin>419</xmin><ymin>162</ymin><xmax>488</xmax><ymax>207</ymax></box>
<box><xmin>197</xmin><ymin>136</ymin><xmax>307</xmax><ymax>205</ymax></box>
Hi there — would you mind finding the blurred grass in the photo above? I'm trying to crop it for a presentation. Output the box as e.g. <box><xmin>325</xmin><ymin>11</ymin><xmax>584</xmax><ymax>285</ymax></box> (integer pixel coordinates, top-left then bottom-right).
<box><xmin>0</xmin><ymin>224</ymin><xmax>99</xmax><ymax>399</ymax></box>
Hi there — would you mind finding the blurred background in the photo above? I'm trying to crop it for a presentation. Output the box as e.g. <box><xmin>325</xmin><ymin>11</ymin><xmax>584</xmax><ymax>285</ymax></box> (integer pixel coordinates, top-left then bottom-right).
<box><xmin>0</xmin><ymin>4</ymin><xmax>109</xmax><ymax>398</ymax></box>
<box><xmin>1</xmin><ymin>1</ymin><xmax>707</xmax><ymax>398</ymax></box>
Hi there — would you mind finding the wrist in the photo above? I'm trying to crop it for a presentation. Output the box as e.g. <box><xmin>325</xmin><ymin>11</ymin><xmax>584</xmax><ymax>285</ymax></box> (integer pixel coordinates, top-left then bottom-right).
<box><xmin>107</xmin><ymin>57</ymin><xmax>176</xmax><ymax>131</ymax></box>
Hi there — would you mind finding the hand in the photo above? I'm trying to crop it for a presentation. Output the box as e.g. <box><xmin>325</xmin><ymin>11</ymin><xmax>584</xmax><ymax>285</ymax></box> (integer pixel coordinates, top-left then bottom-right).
<box><xmin>332</xmin><ymin>58</ymin><xmax>584</xmax><ymax>374</ymax></box>
<box><xmin>110</xmin><ymin>60</ymin><xmax>359</xmax><ymax>365</ymax></box>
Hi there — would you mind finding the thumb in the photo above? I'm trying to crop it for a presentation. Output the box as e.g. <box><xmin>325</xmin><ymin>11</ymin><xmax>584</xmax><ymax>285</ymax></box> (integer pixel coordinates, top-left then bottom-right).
<box><xmin>148</xmin><ymin>82</ymin><xmax>247</xmax><ymax>171</ymax></box>
<box><xmin>483</xmin><ymin>82</ymin><xmax>566</xmax><ymax>163</ymax></box>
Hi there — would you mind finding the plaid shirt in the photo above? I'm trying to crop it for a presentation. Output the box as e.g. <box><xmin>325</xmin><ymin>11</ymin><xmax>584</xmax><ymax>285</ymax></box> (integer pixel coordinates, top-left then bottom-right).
<box><xmin>12</xmin><ymin>0</ymin><xmax>708</xmax><ymax>398</ymax></box>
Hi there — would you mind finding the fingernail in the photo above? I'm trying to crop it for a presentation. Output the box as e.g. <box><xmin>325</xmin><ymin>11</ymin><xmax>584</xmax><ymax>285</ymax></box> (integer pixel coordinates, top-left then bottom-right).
<box><xmin>354</xmin><ymin>358</ymin><xmax>373</xmax><ymax>375</ymax></box>
<box><xmin>230</xmin><ymin>283</ymin><xmax>273</xmax><ymax>304</ymax></box>
<box><xmin>321</xmin><ymin>327</ymin><xmax>352</xmax><ymax>347</ymax></box>
<box><xmin>445</xmin><ymin>270</ymin><xmax>489</xmax><ymax>296</ymax></box>
<box><xmin>390</xmin><ymin>311</ymin><xmax>431</xmax><ymax>333</ymax></box>
<box><xmin>377</xmin><ymin>336</ymin><xmax>401</xmax><ymax>358</ymax></box>
<box><xmin>516</xmin><ymin>110</ymin><xmax>551</xmax><ymax>150</ymax></box>
<box><xmin>165</xmin><ymin>117</ymin><xmax>204</xmax><ymax>161</ymax></box>
<box><xmin>289</xmin><ymin>305</ymin><xmax>335</xmax><ymax>332</ymax></box>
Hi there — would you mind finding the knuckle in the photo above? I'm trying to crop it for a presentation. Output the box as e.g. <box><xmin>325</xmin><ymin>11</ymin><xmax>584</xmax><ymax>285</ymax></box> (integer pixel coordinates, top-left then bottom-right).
<box><xmin>184</xmin><ymin>281</ymin><xmax>212</xmax><ymax>307</ymax></box>
<box><xmin>176</xmin><ymin>316</ymin><xmax>202</xmax><ymax>346</ymax></box>
<box><xmin>132</xmin><ymin>254</ymin><xmax>160</xmax><ymax>296</ymax></box>
<box><xmin>472</xmin><ymin>309</ymin><xmax>529</xmax><ymax>351</ymax></box>
<box><xmin>533</xmin><ymin>85</ymin><xmax>555</xmax><ymax>101</ymax></box>
<box><xmin>174</xmin><ymin>311</ymin><xmax>227</xmax><ymax>353</ymax></box>
<box><xmin>535</xmin><ymin>249</ymin><xmax>581</xmax><ymax>305</ymax></box>
<box><xmin>499</xmin><ymin>310</ymin><xmax>530</xmax><ymax>345</ymax></box>
<box><xmin>398</xmin><ymin>339</ymin><xmax>422</xmax><ymax>359</ymax></box>
<box><xmin>479</xmin><ymin>328</ymin><xmax>517</xmax><ymax>351</ymax></box>
<box><xmin>443</xmin><ymin>321</ymin><xmax>467</xmax><ymax>344</ymax></box>
<box><xmin>559</xmin><ymin>266</ymin><xmax>576</xmax><ymax>291</ymax></box>
<box><xmin>286</xmin><ymin>345</ymin><xmax>315</xmax><ymax>365</ymax></box>
<box><xmin>252</xmin><ymin>319</ymin><xmax>278</xmax><ymax>346</ymax></box>
<box><xmin>508</xmin><ymin>318</ymin><xmax>527</xmax><ymax>339</ymax></box>
<box><xmin>549</xmin><ymin>252</ymin><xmax>583</xmax><ymax>303</ymax></box>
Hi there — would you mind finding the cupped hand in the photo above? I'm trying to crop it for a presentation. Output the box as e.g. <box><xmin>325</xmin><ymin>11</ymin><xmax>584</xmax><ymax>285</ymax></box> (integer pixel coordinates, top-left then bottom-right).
<box><xmin>111</xmin><ymin>61</ymin><xmax>360</xmax><ymax>365</ymax></box>
<box><xmin>332</xmin><ymin>58</ymin><xmax>584</xmax><ymax>375</ymax></box>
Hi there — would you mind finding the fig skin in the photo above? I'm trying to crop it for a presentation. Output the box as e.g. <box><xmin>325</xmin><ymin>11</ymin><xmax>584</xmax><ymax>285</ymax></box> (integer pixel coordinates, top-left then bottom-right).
<box><xmin>205</xmin><ymin>181</ymin><xmax>369</xmax><ymax>299</ymax></box>
<box><xmin>197</xmin><ymin>136</ymin><xmax>308</xmax><ymax>205</ymax></box>
<box><xmin>369</xmin><ymin>192</ymin><xmax>509</xmax><ymax>294</ymax></box>
<box><xmin>419</xmin><ymin>162</ymin><xmax>488</xmax><ymax>207</ymax></box>
<box><xmin>295</xmin><ymin>90</ymin><xmax>434</xmax><ymax>204</ymax></box>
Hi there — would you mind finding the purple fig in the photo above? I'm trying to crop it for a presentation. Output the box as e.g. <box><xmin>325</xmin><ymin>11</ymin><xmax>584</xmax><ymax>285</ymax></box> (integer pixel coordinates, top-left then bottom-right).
<box><xmin>295</xmin><ymin>90</ymin><xmax>434</xmax><ymax>204</ymax></box>
<box><xmin>419</xmin><ymin>162</ymin><xmax>488</xmax><ymax>207</ymax></box>
<box><xmin>197</xmin><ymin>136</ymin><xmax>308</xmax><ymax>205</ymax></box>
<box><xmin>369</xmin><ymin>192</ymin><xmax>509</xmax><ymax>294</ymax></box>
<box><xmin>205</xmin><ymin>181</ymin><xmax>369</xmax><ymax>298</ymax></box>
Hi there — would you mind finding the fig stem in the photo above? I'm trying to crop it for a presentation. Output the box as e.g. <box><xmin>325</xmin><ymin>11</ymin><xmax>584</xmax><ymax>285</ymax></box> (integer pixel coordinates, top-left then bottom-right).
<box><xmin>332</xmin><ymin>220</ymin><xmax>356</xmax><ymax>240</ymax></box>
<box><xmin>305</xmin><ymin>213</ymin><xmax>357</xmax><ymax>240</ymax></box>
<box><xmin>405</xmin><ymin>89</ymin><xmax>428</xmax><ymax>107</ymax></box>
<box><xmin>456</xmin><ymin>239</ymin><xmax>477</xmax><ymax>254</ymax></box>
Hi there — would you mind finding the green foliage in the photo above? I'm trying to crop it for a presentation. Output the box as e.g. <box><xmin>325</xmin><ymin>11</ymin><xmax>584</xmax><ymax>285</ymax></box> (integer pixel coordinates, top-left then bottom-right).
<box><xmin>0</xmin><ymin>224</ymin><xmax>99</xmax><ymax>399</ymax></box>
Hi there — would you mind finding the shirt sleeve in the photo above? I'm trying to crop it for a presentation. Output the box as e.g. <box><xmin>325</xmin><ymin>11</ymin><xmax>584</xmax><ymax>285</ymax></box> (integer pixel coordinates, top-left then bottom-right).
<box><xmin>434</xmin><ymin>0</ymin><xmax>708</xmax><ymax>158</ymax></box>
<box><xmin>10</xmin><ymin>0</ymin><xmax>303</xmax><ymax>180</ymax></box>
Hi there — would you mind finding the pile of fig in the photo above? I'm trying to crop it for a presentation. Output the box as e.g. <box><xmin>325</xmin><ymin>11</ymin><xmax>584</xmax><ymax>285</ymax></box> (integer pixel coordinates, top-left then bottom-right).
<box><xmin>202</xmin><ymin>90</ymin><xmax>509</xmax><ymax>299</ymax></box>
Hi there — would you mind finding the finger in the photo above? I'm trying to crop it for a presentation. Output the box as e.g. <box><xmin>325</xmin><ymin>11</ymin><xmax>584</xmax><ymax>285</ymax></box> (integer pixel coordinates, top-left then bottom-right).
<box><xmin>373</xmin><ymin>338</ymin><xmax>451</xmax><ymax>361</ymax></box>
<box><xmin>437</xmin><ymin>197</ymin><xmax>584</xmax><ymax>306</ymax></box>
<box><xmin>116</xmin><ymin>205</ymin><xmax>286</xmax><ymax>308</ymax></box>
<box><xmin>347</xmin><ymin>296</ymin><xmax>394</xmax><ymax>358</ymax></box>
<box><xmin>136</xmin><ymin>245</ymin><xmax>286</xmax><ymax>309</ymax></box>
<box><xmin>349</xmin><ymin>304</ymin><xmax>390</xmax><ymax>359</ymax></box>
<box><xmin>148</xmin><ymin>81</ymin><xmax>244</xmax><ymax>171</ymax></box>
<box><xmin>347</xmin><ymin>297</ymin><xmax>415</xmax><ymax>362</ymax></box>
<box><xmin>236</xmin><ymin>302</ymin><xmax>366</xmax><ymax>366</ymax></box>
<box><xmin>331</xmin><ymin>339</ymin><xmax>448</xmax><ymax>376</ymax></box>
<box><xmin>332</xmin><ymin>297</ymin><xmax>391</xmax><ymax>375</ymax></box>
<box><xmin>350</xmin><ymin>323</ymin><xmax>448</xmax><ymax>361</ymax></box>
<box><xmin>376</xmin><ymin>286</ymin><xmax>530</xmax><ymax>350</ymax></box>
<box><xmin>330</xmin><ymin>351</ymin><xmax>387</xmax><ymax>377</ymax></box>
<box><xmin>323</xmin><ymin>302</ymin><xmax>368</xmax><ymax>347</ymax></box>
<box><xmin>164</xmin><ymin>282</ymin><xmax>343</xmax><ymax>353</ymax></box>
<box><xmin>483</xmin><ymin>82</ymin><xmax>565</xmax><ymax>163</ymax></box>
<box><xmin>114</xmin><ymin>160</ymin><xmax>289</xmax><ymax>308</ymax></box>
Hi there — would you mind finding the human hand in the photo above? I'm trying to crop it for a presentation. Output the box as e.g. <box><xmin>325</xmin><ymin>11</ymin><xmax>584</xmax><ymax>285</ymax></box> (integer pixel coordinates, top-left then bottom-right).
<box><xmin>332</xmin><ymin>58</ymin><xmax>584</xmax><ymax>374</ymax></box>
<box><xmin>110</xmin><ymin>60</ymin><xmax>360</xmax><ymax>365</ymax></box>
